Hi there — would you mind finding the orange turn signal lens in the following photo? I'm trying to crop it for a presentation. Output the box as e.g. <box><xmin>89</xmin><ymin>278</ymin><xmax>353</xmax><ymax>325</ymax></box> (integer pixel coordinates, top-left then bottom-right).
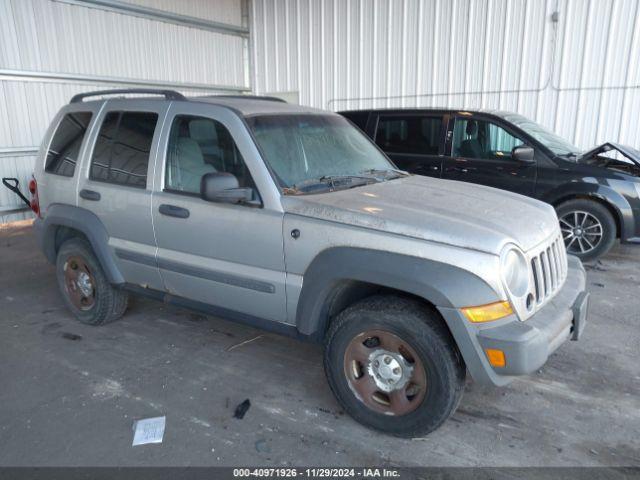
<box><xmin>485</xmin><ymin>349</ymin><xmax>506</xmax><ymax>368</ymax></box>
<box><xmin>460</xmin><ymin>301</ymin><xmax>513</xmax><ymax>323</ymax></box>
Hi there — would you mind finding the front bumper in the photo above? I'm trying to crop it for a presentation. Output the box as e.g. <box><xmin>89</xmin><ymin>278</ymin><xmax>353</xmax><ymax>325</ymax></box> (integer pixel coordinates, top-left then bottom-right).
<box><xmin>438</xmin><ymin>255</ymin><xmax>588</xmax><ymax>386</ymax></box>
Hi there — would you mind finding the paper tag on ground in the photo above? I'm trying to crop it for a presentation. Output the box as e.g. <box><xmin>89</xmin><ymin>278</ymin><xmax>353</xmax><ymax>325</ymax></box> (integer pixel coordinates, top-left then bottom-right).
<box><xmin>132</xmin><ymin>416</ymin><xmax>165</xmax><ymax>446</ymax></box>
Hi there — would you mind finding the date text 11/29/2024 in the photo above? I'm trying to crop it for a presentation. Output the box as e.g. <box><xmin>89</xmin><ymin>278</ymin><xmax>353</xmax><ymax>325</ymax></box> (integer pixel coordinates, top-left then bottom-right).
<box><xmin>232</xmin><ymin>468</ymin><xmax>400</xmax><ymax>478</ymax></box>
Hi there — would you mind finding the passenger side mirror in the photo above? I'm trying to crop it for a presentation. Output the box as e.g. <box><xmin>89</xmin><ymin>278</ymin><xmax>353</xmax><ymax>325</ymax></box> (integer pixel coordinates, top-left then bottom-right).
<box><xmin>200</xmin><ymin>172</ymin><xmax>253</xmax><ymax>204</ymax></box>
<box><xmin>512</xmin><ymin>145</ymin><xmax>535</xmax><ymax>163</ymax></box>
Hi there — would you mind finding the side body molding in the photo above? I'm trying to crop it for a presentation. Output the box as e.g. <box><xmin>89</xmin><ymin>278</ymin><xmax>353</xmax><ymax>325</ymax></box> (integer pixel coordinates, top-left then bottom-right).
<box><xmin>34</xmin><ymin>203</ymin><xmax>125</xmax><ymax>284</ymax></box>
<box><xmin>295</xmin><ymin>247</ymin><xmax>500</xmax><ymax>339</ymax></box>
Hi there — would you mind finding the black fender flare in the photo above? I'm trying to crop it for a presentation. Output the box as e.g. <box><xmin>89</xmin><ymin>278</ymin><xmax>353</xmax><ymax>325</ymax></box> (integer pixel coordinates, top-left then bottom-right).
<box><xmin>295</xmin><ymin>247</ymin><xmax>500</xmax><ymax>339</ymax></box>
<box><xmin>541</xmin><ymin>182</ymin><xmax>633</xmax><ymax>238</ymax></box>
<box><xmin>34</xmin><ymin>203</ymin><xmax>124</xmax><ymax>284</ymax></box>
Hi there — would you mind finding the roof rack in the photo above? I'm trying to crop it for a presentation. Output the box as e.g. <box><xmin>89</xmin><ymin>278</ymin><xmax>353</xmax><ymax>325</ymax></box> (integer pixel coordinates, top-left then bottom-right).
<box><xmin>70</xmin><ymin>88</ymin><xmax>186</xmax><ymax>103</ymax></box>
<box><xmin>205</xmin><ymin>94</ymin><xmax>287</xmax><ymax>103</ymax></box>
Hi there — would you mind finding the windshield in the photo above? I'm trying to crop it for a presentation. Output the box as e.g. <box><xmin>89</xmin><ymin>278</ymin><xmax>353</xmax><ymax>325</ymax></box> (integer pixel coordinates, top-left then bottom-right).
<box><xmin>499</xmin><ymin>113</ymin><xmax>580</xmax><ymax>156</ymax></box>
<box><xmin>247</xmin><ymin>114</ymin><xmax>398</xmax><ymax>192</ymax></box>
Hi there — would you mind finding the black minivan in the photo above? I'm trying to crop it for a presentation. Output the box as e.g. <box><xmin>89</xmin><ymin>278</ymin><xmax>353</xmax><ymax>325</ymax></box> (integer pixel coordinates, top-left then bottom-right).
<box><xmin>340</xmin><ymin>108</ymin><xmax>640</xmax><ymax>261</ymax></box>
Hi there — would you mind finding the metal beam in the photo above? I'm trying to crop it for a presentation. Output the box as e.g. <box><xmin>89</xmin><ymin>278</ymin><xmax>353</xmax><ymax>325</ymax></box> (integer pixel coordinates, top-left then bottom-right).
<box><xmin>0</xmin><ymin>147</ymin><xmax>39</xmax><ymax>158</ymax></box>
<box><xmin>53</xmin><ymin>0</ymin><xmax>249</xmax><ymax>37</ymax></box>
<box><xmin>0</xmin><ymin>69</ymin><xmax>249</xmax><ymax>93</ymax></box>
<box><xmin>0</xmin><ymin>205</ymin><xmax>30</xmax><ymax>215</ymax></box>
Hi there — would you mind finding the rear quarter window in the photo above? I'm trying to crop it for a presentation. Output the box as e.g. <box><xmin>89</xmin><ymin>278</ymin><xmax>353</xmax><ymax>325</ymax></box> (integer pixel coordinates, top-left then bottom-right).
<box><xmin>45</xmin><ymin>112</ymin><xmax>93</xmax><ymax>177</ymax></box>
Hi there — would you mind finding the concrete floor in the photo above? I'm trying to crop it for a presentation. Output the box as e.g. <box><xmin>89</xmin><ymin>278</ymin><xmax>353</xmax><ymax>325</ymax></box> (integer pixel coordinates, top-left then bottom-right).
<box><xmin>0</xmin><ymin>221</ymin><xmax>638</xmax><ymax>467</ymax></box>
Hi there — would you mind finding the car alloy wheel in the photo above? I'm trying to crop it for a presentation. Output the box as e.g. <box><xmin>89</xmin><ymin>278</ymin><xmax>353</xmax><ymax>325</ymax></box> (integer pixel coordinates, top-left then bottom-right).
<box><xmin>343</xmin><ymin>329</ymin><xmax>427</xmax><ymax>416</ymax></box>
<box><xmin>559</xmin><ymin>210</ymin><xmax>603</xmax><ymax>255</ymax></box>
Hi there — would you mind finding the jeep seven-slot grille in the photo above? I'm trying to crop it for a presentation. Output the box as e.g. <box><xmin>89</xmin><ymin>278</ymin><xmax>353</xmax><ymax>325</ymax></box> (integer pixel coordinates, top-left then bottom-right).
<box><xmin>530</xmin><ymin>234</ymin><xmax>567</xmax><ymax>305</ymax></box>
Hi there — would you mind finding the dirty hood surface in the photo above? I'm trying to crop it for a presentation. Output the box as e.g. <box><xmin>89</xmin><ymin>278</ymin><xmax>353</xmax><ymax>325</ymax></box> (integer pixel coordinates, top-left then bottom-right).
<box><xmin>282</xmin><ymin>175</ymin><xmax>558</xmax><ymax>254</ymax></box>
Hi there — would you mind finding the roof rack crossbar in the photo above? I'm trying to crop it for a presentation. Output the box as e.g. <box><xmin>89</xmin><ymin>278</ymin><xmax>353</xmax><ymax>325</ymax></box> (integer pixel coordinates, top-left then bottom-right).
<box><xmin>70</xmin><ymin>88</ymin><xmax>186</xmax><ymax>103</ymax></box>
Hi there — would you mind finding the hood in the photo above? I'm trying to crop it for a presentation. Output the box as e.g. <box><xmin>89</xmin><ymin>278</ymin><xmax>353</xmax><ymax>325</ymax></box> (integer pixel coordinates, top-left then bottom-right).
<box><xmin>578</xmin><ymin>142</ymin><xmax>640</xmax><ymax>167</ymax></box>
<box><xmin>282</xmin><ymin>175</ymin><xmax>558</xmax><ymax>255</ymax></box>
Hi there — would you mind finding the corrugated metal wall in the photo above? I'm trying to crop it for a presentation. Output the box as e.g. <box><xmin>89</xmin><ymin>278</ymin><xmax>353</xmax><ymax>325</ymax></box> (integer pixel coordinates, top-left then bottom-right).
<box><xmin>251</xmin><ymin>0</ymin><xmax>640</xmax><ymax>152</ymax></box>
<box><xmin>0</xmin><ymin>0</ymin><xmax>247</xmax><ymax>223</ymax></box>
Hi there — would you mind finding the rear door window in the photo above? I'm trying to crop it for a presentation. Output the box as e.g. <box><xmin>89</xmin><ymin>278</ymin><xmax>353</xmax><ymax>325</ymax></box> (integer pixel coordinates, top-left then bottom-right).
<box><xmin>375</xmin><ymin>115</ymin><xmax>443</xmax><ymax>155</ymax></box>
<box><xmin>90</xmin><ymin>111</ymin><xmax>158</xmax><ymax>188</ymax></box>
<box><xmin>45</xmin><ymin>112</ymin><xmax>93</xmax><ymax>177</ymax></box>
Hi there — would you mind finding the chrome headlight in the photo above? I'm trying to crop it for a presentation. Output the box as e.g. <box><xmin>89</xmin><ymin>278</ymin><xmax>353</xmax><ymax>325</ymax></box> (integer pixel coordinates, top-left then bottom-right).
<box><xmin>500</xmin><ymin>245</ymin><xmax>529</xmax><ymax>298</ymax></box>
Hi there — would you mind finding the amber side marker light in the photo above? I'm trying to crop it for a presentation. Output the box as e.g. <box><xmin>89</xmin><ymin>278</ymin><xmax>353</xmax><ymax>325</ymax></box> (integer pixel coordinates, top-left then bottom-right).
<box><xmin>485</xmin><ymin>349</ymin><xmax>506</xmax><ymax>368</ymax></box>
<box><xmin>461</xmin><ymin>300</ymin><xmax>513</xmax><ymax>323</ymax></box>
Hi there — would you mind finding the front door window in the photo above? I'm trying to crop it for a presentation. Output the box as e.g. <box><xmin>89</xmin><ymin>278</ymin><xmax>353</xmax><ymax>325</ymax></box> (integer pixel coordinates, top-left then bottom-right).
<box><xmin>452</xmin><ymin>118</ymin><xmax>524</xmax><ymax>160</ymax></box>
<box><xmin>164</xmin><ymin>115</ymin><xmax>257</xmax><ymax>199</ymax></box>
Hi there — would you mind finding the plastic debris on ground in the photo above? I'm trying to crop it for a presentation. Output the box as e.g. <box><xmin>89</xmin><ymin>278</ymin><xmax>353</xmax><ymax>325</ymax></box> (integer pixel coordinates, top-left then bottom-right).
<box><xmin>234</xmin><ymin>399</ymin><xmax>251</xmax><ymax>419</ymax></box>
<box><xmin>132</xmin><ymin>416</ymin><xmax>166</xmax><ymax>446</ymax></box>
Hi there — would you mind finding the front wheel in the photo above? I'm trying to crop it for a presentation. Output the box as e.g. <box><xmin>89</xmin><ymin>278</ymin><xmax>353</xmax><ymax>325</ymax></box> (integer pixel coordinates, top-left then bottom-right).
<box><xmin>556</xmin><ymin>199</ymin><xmax>616</xmax><ymax>262</ymax></box>
<box><xmin>323</xmin><ymin>295</ymin><xmax>466</xmax><ymax>437</ymax></box>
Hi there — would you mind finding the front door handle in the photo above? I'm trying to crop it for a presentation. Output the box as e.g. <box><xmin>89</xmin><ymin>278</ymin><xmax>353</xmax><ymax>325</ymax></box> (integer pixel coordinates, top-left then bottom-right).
<box><xmin>79</xmin><ymin>189</ymin><xmax>101</xmax><ymax>201</ymax></box>
<box><xmin>159</xmin><ymin>204</ymin><xmax>190</xmax><ymax>219</ymax></box>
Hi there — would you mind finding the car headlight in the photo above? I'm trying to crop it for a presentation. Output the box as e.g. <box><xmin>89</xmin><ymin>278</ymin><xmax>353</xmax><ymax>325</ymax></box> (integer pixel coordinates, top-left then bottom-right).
<box><xmin>500</xmin><ymin>245</ymin><xmax>529</xmax><ymax>297</ymax></box>
<box><xmin>634</xmin><ymin>182</ymin><xmax>640</xmax><ymax>199</ymax></box>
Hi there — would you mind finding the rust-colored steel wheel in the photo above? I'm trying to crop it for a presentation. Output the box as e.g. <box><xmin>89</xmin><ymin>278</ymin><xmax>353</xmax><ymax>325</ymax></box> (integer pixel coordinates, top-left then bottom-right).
<box><xmin>343</xmin><ymin>329</ymin><xmax>427</xmax><ymax>416</ymax></box>
<box><xmin>325</xmin><ymin>295</ymin><xmax>466</xmax><ymax>436</ymax></box>
<box><xmin>63</xmin><ymin>255</ymin><xmax>96</xmax><ymax>311</ymax></box>
<box><xmin>56</xmin><ymin>238</ymin><xmax>128</xmax><ymax>325</ymax></box>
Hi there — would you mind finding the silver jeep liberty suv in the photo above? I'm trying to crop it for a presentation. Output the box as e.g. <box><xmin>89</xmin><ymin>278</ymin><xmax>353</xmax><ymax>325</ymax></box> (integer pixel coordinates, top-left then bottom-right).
<box><xmin>30</xmin><ymin>89</ymin><xmax>588</xmax><ymax>437</ymax></box>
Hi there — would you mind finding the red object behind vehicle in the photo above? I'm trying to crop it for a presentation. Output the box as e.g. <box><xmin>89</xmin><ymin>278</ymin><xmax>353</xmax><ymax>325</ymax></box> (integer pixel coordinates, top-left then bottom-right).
<box><xmin>28</xmin><ymin>176</ymin><xmax>41</xmax><ymax>218</ymax></box>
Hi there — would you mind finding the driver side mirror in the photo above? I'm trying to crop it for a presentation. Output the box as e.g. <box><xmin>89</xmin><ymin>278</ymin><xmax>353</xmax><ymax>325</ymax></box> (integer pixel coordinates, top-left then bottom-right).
<box><xmin>200</xmin><ymin>172</ymin><xmax>253</xmax><ymax>204</ymax></box>
<box><xmin>512</xmin><ymin>145</ymin><xmax>535</xmax><ymax>163</ymax></box>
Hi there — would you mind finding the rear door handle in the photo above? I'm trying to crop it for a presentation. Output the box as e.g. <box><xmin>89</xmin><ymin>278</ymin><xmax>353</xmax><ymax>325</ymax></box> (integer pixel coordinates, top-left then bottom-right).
<box><xmin>159</xmin><ymin>204</ymin><xmax>190</xmax><ymax>219</ymax></box>
<box><xmin>79</xmin><ymin>189</ymin><xmax>101</xmax><ymax>201</ymax></box>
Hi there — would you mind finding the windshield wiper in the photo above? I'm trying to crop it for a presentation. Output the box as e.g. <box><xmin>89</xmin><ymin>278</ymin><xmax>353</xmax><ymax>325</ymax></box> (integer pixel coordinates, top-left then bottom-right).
<box><xmin>290</xmin><ymin>175</ymin><xmax>379</xmax><ymax>194</ymax></box>
<box><xmin>557</xmin><ymin>152</ymin><xmax>581</xmax><ymax>162</ymax></box>
<box><xmin>360</xmin><ymin>168</ymin><xmax>409</xmax><ymax>179</ymax></box>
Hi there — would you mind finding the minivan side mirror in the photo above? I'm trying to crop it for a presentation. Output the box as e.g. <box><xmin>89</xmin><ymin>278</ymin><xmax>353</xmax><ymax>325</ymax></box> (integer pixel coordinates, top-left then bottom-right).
<box><xmin>200</xmin><ymin>172</ymin><xmax>253</xmax><ymax>204</ymax></box>
<box><xmin>512</xmin><ymin>145</ymin><xmax>535</xmax><ymax>163</ymax></box>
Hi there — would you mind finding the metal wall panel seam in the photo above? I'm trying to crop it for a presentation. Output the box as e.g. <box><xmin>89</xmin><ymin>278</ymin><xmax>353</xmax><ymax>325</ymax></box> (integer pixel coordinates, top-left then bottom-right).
<box><xmin>591</xmin><ymin>0</ymin><xmax>615</xmax><ymax>147</ymax></box>
<box><xmin>1</xmin><ymin>0</ymin><xmax>248</xmax><ymax>217</ymax></box>
<box><xmin>52</xmin><ymin>0</ymin><xmax>249</xmax><ymax>36</ymax></box>
<box><xmin>242</xmin><ymin>0</ymin><xmax>252</xmax><ymax>90</ymax></box>
<box><xmin>618</xmin><ymin>0</ymin><xmax>640</xmax><ymax>143</ymax></box>
<box><xmin>320</xmin><ymin>0</ymin><xmax>639</xmax><ymax>109</ymax></box>
<box><xmin>0</xmin><ymin>69</ymin><xmax>249</xmax><ymax>92</ymax></box>
<box><xmin>284</xmin><ymin>0</ymin><xmax>291</xmax><ymax>90</ymax></box>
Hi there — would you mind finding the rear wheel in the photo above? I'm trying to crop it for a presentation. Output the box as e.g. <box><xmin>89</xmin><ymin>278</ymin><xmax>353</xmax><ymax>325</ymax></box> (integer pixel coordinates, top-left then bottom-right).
<box><xmin>556</xmin><ymin>199</ymin><xmax>616</xmax><ymax>262</ymax></box>
<box><xmin>324</xmin><ymin>295</ymin><xmax>466</xmax><ymax>437</ymax></box>
<box><xmin>56</xmin><ymin>238</ymin><xmax>128</xmax><ymax>325</ymax></box>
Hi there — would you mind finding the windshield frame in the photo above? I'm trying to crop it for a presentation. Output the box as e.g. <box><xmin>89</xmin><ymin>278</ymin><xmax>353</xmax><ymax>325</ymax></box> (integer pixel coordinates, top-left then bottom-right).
<box><xmin>244</xmin><ymin>112</ymin><xmax>401</xmax><ymax>195</ymax></box>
